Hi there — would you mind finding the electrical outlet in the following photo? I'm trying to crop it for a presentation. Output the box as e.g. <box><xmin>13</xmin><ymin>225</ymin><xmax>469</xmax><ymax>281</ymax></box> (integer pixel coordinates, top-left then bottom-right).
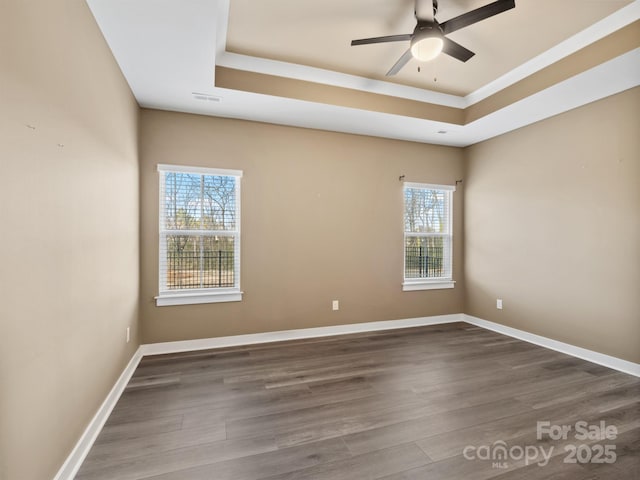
<box><xmin>332</xmin><ymin>300</ymin><xmax>339</xmax><ymax>311</ymax></box>
<box><xmin>496</xmin><ymin>299</ymin><xmax>503</xmax><ymax>310</ymax></box>
<box><xmin>126</xmin><ymin>326</ymin><xmax>131</xmax><ymax>343</ymax></box>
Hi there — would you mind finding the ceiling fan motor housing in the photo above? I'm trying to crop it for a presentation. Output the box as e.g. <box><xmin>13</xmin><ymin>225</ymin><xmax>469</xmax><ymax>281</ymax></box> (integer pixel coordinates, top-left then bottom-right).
<box><xmin>414</xmin><ymin>21</ymin><xmax>443</xmax><ymax>37</ymax></box>
<box><xmin>411</xmin><ymin>22</ymin><xmax>444</xmax><ymax>62</ymax></box>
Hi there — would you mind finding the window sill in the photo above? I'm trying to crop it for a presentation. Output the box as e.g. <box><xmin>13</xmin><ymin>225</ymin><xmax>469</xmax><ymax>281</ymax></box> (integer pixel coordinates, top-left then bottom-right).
<box><xmin>155</xmin><ymin>289</ymin><xmax>243</xmax><ymax>306</ymax></box>
<box><xmin>402</xmin><ymin>281</ymin><xmax>455</xmax><ymax>291</ymax></box>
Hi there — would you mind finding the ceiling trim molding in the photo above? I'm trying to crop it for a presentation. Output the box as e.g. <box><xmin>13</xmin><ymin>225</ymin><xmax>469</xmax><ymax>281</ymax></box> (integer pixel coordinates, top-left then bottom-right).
<box><xmin>216</xmin><ymin>51</ymin><xmax>467</xmax><ymax>108</ymax></box>
<box><xmin>214</xmin><ymin>66</ymin><xmax>465</xmax><ymax>124</ymax></box>
<box><xmin>465</xmin><ymin>22</ymin><xmax>640</xmax><ymax>123</ymax></box>
<box><xmin>464</xmin><ymin>48</ymin><xmax>640</xmax><ymax>145</ymax></box>
<box><xmin>215</xmin><ymin>26</ymin><xmax>639</xmax><ymax>128</ymax></box>
<box><xmin>465</xmin><ymin>1</ymin><xmax>640</xmax><ymax>105</ymax></box>
<box><xmin>214</xmin><ymin>0</ymin><xmax>230</xmax><ymax>62</ymax></box>
<box><xmin>86</xmin><ymin>0</ymin><xmax>640</xmax><ymax>147</ymax></box>
<box><xmin>152</xmin><ymin>49</ymin><xmax>640</xmax><ymax>149</ymax></box>
<box><xmin>215</xmin><ymin>0</ymin><xmax>640</xmax><ymax>108</ymax></box>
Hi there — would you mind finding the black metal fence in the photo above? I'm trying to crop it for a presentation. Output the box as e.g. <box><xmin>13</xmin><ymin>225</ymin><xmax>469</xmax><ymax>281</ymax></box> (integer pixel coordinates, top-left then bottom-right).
<box><xmin>167</xmin><ymin>250</ymin><xmax>235</xmax><ymax>289</ymax></box>
<box><xmin>405</xmin><ymin>245</ymin><xmax>444</xmax><ymax>278</ymax></box>
<box><xmin>167</xmin><ymin>246</ymin><xmax>442</xmax><ymax>286</ymax></box>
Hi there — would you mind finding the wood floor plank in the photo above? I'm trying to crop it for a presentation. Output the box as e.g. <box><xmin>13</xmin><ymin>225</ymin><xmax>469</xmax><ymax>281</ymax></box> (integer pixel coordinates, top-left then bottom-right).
<box><xmin>76</xmin><ymin>323</ymin><xmax>639</xmax><ymax>480</ymax></box>
<box><xmin>137</xmin><ymin>438</ymin><xmax>351</xmax><ymax>480</ymax></box>
<box><xmin>404</xmin><ymin>402</ymin><xmax>639</xmax><ymax>480</ymax></box>
<box><xmin>93</xmin><ymin>414</ymin><xmax>184</xmax><ymax>445</ymax></box>
<box><xmin>75</xmin><ymin>434</ymin><xmax>279</xmax><ymax>480</ymax></box>
<box><xmin>259</xmin><ymin>443</ymin><xmax>431</xmax><ymax>480</ymax></box>
<box><xmin>78</xmin><ymin>422</ymin><xmax>227</xmax><ymax>472</ymax></box>
<box><xmin>503</xmin><ymin>401</ymin><xmax>640</xmax><ymax>460</ymax></box>
<box><xmin>411</xmin><ymin>367</ymin><xmax>598</xmax><ymax>409</ymax></box>
<box><xmin>272</xmin><ymin>394</ymin><xmax>467</xmax><ymax>448</ymax></box>
<box><xmin>125</xmin><ymin>373</ymin><xmax>182</xmax><ymax>391</ymax></box>
<box><xmin>417</xmin><ymin>385</ymin><xmax>640</xmax><ymax>462</ymax></box>
<box><xmin>377</xmin><ymin>451</ymin><xmax>508</xmax><ymax>480</ymax></box>
<box><xmin>578</xmin><ymin>426</ymin><xmax>640</xmax><ymax>479</ymax></box>
<box><xmin>514</xmin><ymin>371</ymin><xmax>639</xmax><ymax>410</ymax></box>
<box><xmin>225</xmin><ymin>389</ymin><xmax>427</xmax><ymax>440</ymax></box>
<box><xmin>342</xmin><ymin>398</ymin><xmax>532</xmax><ymax>456</ymax></box>
<box><xmin>489</xmin><ymin>454</ymin><xmax>597</xmax><ymax>480</ymax></box>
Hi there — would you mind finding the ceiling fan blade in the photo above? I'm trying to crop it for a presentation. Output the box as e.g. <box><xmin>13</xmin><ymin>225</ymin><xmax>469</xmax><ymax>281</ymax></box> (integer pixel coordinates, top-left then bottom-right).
<box><xmin>440</xmin><ymin>0</ymin><xmax>515</xmax><ymax>35</ymax></box>
<box><xmin>386</xmin><ymin>49</ymin><xmax>413</xmax><ymax>76</ymax></box>
<box><xmin>351</xmin><ymin>34</ymin><xmax>412</xmax><ymax>46</ymax></box>
<box><xmin>442</xmin><ymin>37</ymin><xmax>475</xmax><ymax>62</ymax></box>
<box><xmin>415</xmin><ymin>0</ymin><xmax>434</xmax><ymax>22</ymax></box>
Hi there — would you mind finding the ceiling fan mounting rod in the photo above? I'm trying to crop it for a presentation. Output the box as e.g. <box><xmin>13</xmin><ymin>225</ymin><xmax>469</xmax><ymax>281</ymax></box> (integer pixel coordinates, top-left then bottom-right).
<box><xmin>415</xmin><ymin>0</ymin><xmax>438</xmax><ymax>20</ymax></box>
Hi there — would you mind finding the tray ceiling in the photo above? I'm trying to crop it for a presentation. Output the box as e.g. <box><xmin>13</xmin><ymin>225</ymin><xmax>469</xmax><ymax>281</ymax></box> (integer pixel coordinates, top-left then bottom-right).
<box><xmin>85</xmin><ymin>0</ymin><xmax>640</xmax><ymax>146</ymax></box>
<box><xmin>226</xmin><ymin>0</ymin><xmax>632</xmax><ymax>96</ymax></box>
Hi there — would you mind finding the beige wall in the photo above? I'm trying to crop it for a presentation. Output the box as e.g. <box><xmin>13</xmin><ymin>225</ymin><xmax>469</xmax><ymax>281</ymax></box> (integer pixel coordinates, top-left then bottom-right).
<box><xmin>1</xmin><ymin>2</ymin><xmax>637</xmax><ymax>475</ymax></box>
<box><xmin>140</xmin><ymin>110</ymin><xmax>465</xmax><ymax>343</ymax></box>
<box><xmin>0</xmin><ymin>2</ymin><xmax>139</xmax><ymax>480</ymax></box>
<box><xmin>465</xmin><ymin>87</ymin><xmax>640</xmax><ymax>363</ymax></box>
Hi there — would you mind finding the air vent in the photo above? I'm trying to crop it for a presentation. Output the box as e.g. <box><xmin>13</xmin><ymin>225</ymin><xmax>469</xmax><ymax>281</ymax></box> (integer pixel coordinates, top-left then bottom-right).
<box><xmin>192</xmin><ymin>92</ymin><xmax>221</xmax><ymax>102</ymax></box>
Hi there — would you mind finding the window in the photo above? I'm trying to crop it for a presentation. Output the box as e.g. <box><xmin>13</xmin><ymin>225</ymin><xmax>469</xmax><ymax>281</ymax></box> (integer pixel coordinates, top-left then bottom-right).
<box><xmin>156</xmin><ymin>164</ymin><xmax>242</xmax><ymax>306</ymax></box>
<box><xmin>403</xmin><ymin>182</ymin><xmax>455</xmax><ymax>291</ymax></box>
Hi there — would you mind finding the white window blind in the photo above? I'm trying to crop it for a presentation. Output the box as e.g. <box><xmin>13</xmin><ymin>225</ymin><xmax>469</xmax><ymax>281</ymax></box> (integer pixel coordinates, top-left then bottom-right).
<box><xmin>157</xmin><ymin>165</ymin><xmax>242</xmax><ymax>306</ymax></box>
<box><xmin>403</xmin><ymin>182</ymin><xmax>455</xmax><ymax>290</ymax></box>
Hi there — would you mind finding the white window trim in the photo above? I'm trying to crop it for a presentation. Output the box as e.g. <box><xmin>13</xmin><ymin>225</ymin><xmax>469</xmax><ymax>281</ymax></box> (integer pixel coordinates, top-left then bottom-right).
<box><xmin>157</xmin><ymin>164</ymin><xmax>243</xmax><ymax>177</ymax></box>
<box><xmin>402</xmin><ymin>280</ymin><xmax>456</xmax><ymax>291</ymax></box>
<box><xmin>403</xmin><ymin>182</ymin><xmax>456</xmax><ymax>191</ymax></box>
<box><xmin>403</xmin><ymin>182</ymin><xmax>455</xmax><ymax>292</ymax></box>
<box><xmin>156</xmin><ymin>165</ymin><xmax>243</xmax><ymax>306</ymax></box>
<box><xmin>156</xmin><ymin>289</ymin><xmax>242</xmax><ymax>306</ymax></box>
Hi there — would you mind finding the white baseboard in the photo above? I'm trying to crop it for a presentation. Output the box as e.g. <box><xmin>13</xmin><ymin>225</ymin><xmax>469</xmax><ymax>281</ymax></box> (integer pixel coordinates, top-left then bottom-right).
<box><xmin>464</xmin><ymin>314</ymin><xmax>640</xmax><ymax>377</ymax></box>
<box><xmin>54</xmin><ymin>312</ymin><xmax>639</xmax><ymax>479</ymax></box>
<box><xmin>52</xmin><ymin>315</ymin><xmax>462</xmax><ymax>479</ymax></box>
<box><xmin>53</xmin><ymin>347</ymin><xmax>144</xmax><ymax>480</ymax></box>
<box><xmin>140</xmin><ymin>313</ymin><xmax>465</xmax><ymax>356</ymax></box>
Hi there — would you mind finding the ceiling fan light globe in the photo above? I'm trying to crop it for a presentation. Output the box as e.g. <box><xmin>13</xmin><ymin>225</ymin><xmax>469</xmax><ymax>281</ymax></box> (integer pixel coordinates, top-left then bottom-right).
<box><xmin>410</xmin><ymin>36</ymin><xmax>443</xmax><ymax>62</ymax></box>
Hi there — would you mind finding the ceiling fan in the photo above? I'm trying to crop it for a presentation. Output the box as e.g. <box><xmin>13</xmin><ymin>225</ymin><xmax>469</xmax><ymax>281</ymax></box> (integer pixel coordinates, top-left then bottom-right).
<box><xmin>350</xmin><ymin>0</ymin><xmax>516</xmax><ymax>76</ymax></box>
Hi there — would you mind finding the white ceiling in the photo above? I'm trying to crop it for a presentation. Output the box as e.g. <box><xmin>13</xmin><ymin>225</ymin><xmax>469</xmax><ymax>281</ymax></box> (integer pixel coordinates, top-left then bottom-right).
<box><xmin>86</xmin><ymin>0</ymin><xmax>640</xmax><ymax>147</ymax></box>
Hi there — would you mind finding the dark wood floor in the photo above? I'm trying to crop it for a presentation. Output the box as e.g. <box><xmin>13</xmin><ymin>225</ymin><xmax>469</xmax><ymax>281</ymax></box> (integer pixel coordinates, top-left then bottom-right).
<box><xmin>76</xmin><ymin>323</ymin><xmax>640</xmax><ymax>480</ymax></box>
